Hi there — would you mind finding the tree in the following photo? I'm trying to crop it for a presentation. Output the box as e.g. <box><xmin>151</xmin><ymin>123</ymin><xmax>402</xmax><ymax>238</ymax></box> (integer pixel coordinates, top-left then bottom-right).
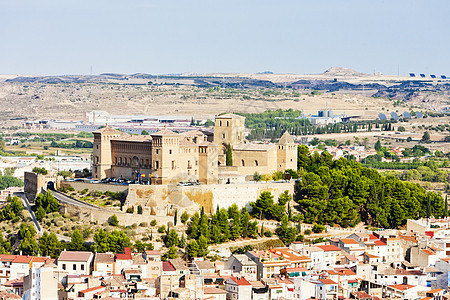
<box><xmin>0</xmin><ymin>175</ymin><xmax>24</xmax><ymax>190</ymax></box>
<box><xmin>141</xmin><ymin>130</ymin><xmax>149</xmax><ymax>135</ymax></box>
<box><xmin>109</xmin><ymin>214</ymin><xmax>119</xmax><ymax>226</ymax></box>
<box><xmin>135</xmin><ymin>240</ymin><xmax>145</xmax><ymax>252</ymax></box>
<box><xmin>253</xmin><ymin>172</ymin><xmax>262</xmax><ymax>182</ymax></box>
<box><xmin>174</xmin><ymin>209</ymin><xmax>178</xmax><ymax>225</ymax></box>
<box><xmin>422</xmin><ymin>131</ymin><xmax>431</xmax><ymax>142</ymax></box>
<box><xmin>165</xmin><ymin>229</ymin><xmax>179</xmax><ymax>247</ymax></box>
<box><xmin>137</xmin><ymin>205</ymin><xmax>143</xmax><ymax>214</ymax></box>
<box><xmin>38</xmin><ymin>232</ymin><xmax>61</xmax><ymax>258</ymax></box>
<box><xmin>57</xmin><ymin>170</ymin><xmax>73</xmax><ymax>179</ymax></box>
<box><xmin>277</xmin><ymin>191</ymin><xmax>292</xmax><ymax>206</ymax></box>
<box><xmin>178</xmin><ymin>234</ymin><xmax>186</xmax><ymax>248</ymax></box>
<box><xmin>186</xmin><ymin>240</ymin><xmax>199</xmax><ymax>258</ymax></box>
<box><xmin>226</xmin><ymin>145</ymin><xmax>233</xmax><ymax>166</ymax></box>
<box><xmin>32</xmin><ymin>167</ymin><xmax>48</xmax><ymax>175</ymax></box>
<box><xmin>276</xmin><ymin>215</ymin><xmax>297</xmax><ymax>244</ymax></box>
<box><xmin>165</xmin><ymin>246</ymin><xmax>178</xmax><ymax>259</ymax></box>
<box><xmin>374</xmin><ymin>140</ymin><xmax>382</xmax><ymax>151</ymax></box>
<box><xmin>312</xmin><ymin>224</ymin><xmax>325</xmax><ymax>233</ymax></box>
<box><xmin>69</xmin><ymin>230</ymin><xmax>85</xmax><ymax>251</ymax></box>
<box><xmin>181</xmin><ymin>211</ymin><xmax>189</xmax><ymax>224</ymax></box>
<box><xmin>36</xmin><ymin>206</ymin><xmax>45</xmax><ymax>221</ymax></box>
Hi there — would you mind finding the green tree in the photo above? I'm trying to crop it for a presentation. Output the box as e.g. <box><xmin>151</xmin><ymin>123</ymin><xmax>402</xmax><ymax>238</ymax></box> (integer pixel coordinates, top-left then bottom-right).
<box><xmin>226</xmin><ymin>144</ymin><xmax>233</xmax><ymax>166</ymax></box>
<box><xmin>141</xmin><ymin>130</ymin><xmax>149</xmax><ymax>135</ymax></box>
<box><xmin>39</xmin><ymin>232</ymin><xmax>61</xmax><ymax>258</ymax></box>
<box><xmin>32</xmin><ymin>167</ymin><xmax>48</xmax><ymax>175</ymax></box>
<box><xmin>181</xmin><ymin>211</ymin><xmax>189</xmax><ymax>224</ymax></box>
<box><xmin>137</xmin><ymin>205</ymin><xmax>143</xmax><ymax>214</ymax></box>
<box><xmin>374</xmin><ymin>140</ymin><xmax>382</xmax><ymax>151</ymax></box>
<box><xmin>186</xmin><ymin>240</ymin><xmax>199</xmax><ymax>258</ymax></box>
<box><xmin>422</xmin><ymin>131</ymin><xmax>431</xmax><ymax>142</ymax></box>
<box><xmin>109</xmin><ymin>214</ymin><xmax>119</xmax><ymax>226</ymax></box>
<box><xmin>166</xmin><ymin>246</ymin><xmax>178</xmax><ymax>259</ymax></box>
<box><xmin>174</xmin><ymin>209</ymin><xmax>178</xmax><ymax>226</ymax></box>
<box><xmin>57</xmin><ymin>170</ymin><xmax>73</xmax><ymax>179</ymax></box>
<box><xmin>165</xmin><ymin>229</ymin><xmax>179</xmax><ymax>247</ymax></box>
<box><xmin>69</xmin><ymin>229</ymin><xmax>85</xmax><ymax>251</ymax></box>
<box><xmin>35</xmin><ymin>206</ymin><xmax>45</xmax><ymax>221</ymax></box>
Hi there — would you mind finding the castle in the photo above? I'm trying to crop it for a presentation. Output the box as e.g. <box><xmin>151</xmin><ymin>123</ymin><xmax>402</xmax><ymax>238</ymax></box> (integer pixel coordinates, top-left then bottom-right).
<box><xmin>92</xmin><ymin>114</ymin><xmax>297</xmax><ymax>185</ymax></box>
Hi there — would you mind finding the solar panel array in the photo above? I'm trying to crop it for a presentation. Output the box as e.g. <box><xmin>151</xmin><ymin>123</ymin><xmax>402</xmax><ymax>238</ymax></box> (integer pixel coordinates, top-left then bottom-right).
<box><xmin>391</xmin><ymin>112</ymin><xmax>399</xmax><ymax>121</ymax></box>
<box><xmin>409</xmin><ymin>73</ymin><xmax>416</xmax><ymax>77</ymax></box>
<box><xmin>430</xmin><ymin>74</ymin><xmax>436</xmax><ymax>78</ymax></box>
<box><xmin>442</xmin><ymin>75</ymin><xmax>447</xmax><ymax>79</ymax></box>
<box><xmin>420</xmin><ymin>74</ymin><xmax>426</xmax><ymax>78</ymax></box>
<box><xmin>378</xmin><ymin>113</ymin><xmax>387</xmax><ymax>120</ymax></box>
<box><xmin>403</xmin><ymin>112</ymin><xmax>411</xmax><ymax>119</ymax></box>
<box><xmin>416</xmin><ymin>112</ymin><xmax>423</xmax><ymax>118</ymax></box>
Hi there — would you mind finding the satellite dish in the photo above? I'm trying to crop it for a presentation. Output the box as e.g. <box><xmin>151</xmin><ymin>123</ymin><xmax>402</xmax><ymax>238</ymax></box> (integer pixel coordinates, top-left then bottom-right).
<box><xmin>416</xmin><ymin>112</ymin><xmax>423</xmax><ymax>118</ymax></box>
<box><xmin>378</xmin><ymin>113</ymin><xmax>387</xmax><ymax>120</ymax></box>
<box><xmin>391</xmin><ymin>112</ymin><xmax>399</xmax><ymax>121</ymax></box>
<box><xmin>403</xmin><ymin>112</ymin><xmax>411</xmax><ymax>119</ymax></box>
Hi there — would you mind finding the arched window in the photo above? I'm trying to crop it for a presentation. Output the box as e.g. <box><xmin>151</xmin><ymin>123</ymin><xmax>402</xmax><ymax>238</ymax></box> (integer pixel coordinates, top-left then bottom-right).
<box><xmin>241</xmin><ymin>159</ymin><xmax>245</xmax><ymax>166</ymax></box>
<box><xmin>255</xmin><ymin>160</ymin><xmax>258</xmax><ymax>166</ymax></box>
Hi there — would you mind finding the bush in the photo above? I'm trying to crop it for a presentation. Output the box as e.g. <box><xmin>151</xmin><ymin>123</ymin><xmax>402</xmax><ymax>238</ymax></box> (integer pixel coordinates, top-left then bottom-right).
<box><xmin>126</xmin><ymin>206</ymin><xmax>134</xmax><ymax>214</ymax></box>
<box><xmin>109</xmin><ymin>214</ymin><xmax>119</xmax><ymax>226</ymax></box>
<box><xmin>304</xmin><ymin>229</ymin><xmax>312</xmax><ymax>235</ymax></box>
<box><xmin>263</xmin><ymin>230</ymin><xmax>273</xmax><ymax>237</ymax></box>
<box><xmin>80</xmin><ymin>188</ymin><xmax>88</xmax><ymax>194</ymax></box>
<box><xmin>312</xmin><ymin>224</ymin><xmax>326</xmax><ymax>233</ymax></box>
<box><xmin>150</xmin><ymin>219</ymin><xmax>157</xmax><ymax>226</ymax></box>
<box><xmin>158</xmin><ymin>225</ymin><xmax>166</xmax><ymax>233</ymax></box>
<box><xmin>139</xmin><ymin>222</ymin><xmax>148</xmax><ymax>227</ymax></box>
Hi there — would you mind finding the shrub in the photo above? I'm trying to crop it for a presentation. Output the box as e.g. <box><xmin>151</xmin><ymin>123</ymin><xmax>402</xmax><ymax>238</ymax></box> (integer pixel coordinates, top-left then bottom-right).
<box><xmin>264</xmin><ymin>231</ymin><xmax>273</xmax><ymax>237</ymax></box>
<box><xmin>150</xmin><ymin>219</ymin><xmax>157</xmax><ymax>226</ymax></box>
<box><xmin>312</xmin><ymin>224</ymin><xmax>326</xmax><ymax>233</ymax></box>
<box><xmin>158</xmin><ymin>225</ymin><xmax>166</xmax><ymax>233</ymax></box>
<box><xmin>109</xmin><ymin>214</ymin><xmax>119</xmax><ymax>226</ymax></box>
<box><xmin>126</xmin><ymin>206</ymin><xmax>134</xmax><ymax>214</ymax></box>
<box><xmin>139</xmin><ymin>222</ymin><xmax>148</xmax><ymax>227</ymax></box>
<box><xmin>304</xmin><ymin>229</ymin><xmax>312</xmax><ymax>235</ymax></box>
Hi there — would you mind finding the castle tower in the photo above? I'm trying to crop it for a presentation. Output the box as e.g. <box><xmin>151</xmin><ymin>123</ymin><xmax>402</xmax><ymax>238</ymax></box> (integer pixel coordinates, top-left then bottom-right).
<box><xmin>92</xmin><ymin>126</ymin><xmax>123</xmax><ymax>179</ymax></box>
<box><xmin>213</xmin><ymin>113</ymin><xmax>245</xmax><ymax>165</ymax></box>
<box><xmin>276</xmin><ymin>131</ymin><xmax>297</xmax><ymax>172</ymax></box>
<box><xmin>199</xmin><ymin>143</ymin><xmax>219</xmax><ymax>184</ymax></box>
<box><xmin>151</xmin><ymin>128</ymin><xmax>180</xmax><ymax>185</ymax></box>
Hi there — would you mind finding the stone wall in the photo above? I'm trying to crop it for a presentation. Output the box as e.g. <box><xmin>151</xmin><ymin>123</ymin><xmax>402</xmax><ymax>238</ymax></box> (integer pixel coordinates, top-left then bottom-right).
<box><xmin>60</xmin><ymin>202</ymin><xmax>173</xmax><ymax>226</ymax></box>
<box><xmin>64</xmin><ymin>181</ymin><xmax>129</xmax><ymax>193</ymax></box>
<box><xmin>125</xmin><ymin>181</ymin><xmax>295</xmax><ymax>215</ymax></box>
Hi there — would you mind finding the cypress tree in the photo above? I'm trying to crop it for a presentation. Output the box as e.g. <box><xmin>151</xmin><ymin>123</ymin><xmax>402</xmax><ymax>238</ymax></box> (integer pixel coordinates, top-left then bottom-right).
<box><xmin>226</xmin><ymin>145</ymin><xmax>233</xmax><ymax>166</ymax></box>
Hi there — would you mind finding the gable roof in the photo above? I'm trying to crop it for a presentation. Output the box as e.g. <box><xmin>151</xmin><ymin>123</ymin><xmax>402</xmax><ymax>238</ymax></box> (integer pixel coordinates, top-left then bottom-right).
<box><xmin>317</xmin><ymin>245</ymin><xmax>341</xmax><ymax>252</ymax></box>
<box><xmin>58</xmin><ymin>251</ymin><xmax>93</xmax><ymax>262</ymax></box>
<box><xmin>229</xmin><ymin>276</ymin><xmax>251</xmax><ymax>286</ymax></box>
<box><xmin>95</xmin><ymin>253</ymin><xmax>114</xmax><ymax>264</ymax></box>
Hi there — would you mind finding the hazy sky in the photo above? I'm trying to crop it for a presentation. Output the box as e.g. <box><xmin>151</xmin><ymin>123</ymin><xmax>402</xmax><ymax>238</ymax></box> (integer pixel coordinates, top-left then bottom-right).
<box><xmin>1</xmin><ymin>0</ymin><xmax>448</xmax><ymax>76</ymax></box>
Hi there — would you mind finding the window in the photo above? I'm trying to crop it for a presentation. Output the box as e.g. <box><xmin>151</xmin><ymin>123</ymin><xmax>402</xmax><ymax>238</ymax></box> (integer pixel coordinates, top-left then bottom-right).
<box><xmin>172</xmin><ymin>161</ymin><xmax>176</xmax><ymax>170</ymax></box>
<box><xmin>96</xmin><ymin>145</ymin><xmax>99</xmax><ymax>149</ymax></box>
<box><xmin>222</xmin><ymin>133</ymin><xmax>225</xmax><ymax>139</ymax></box>
<box><xmin>155</xmin><ymin>161</ymin><xmax>159</xmax><ymax>169</ymax></box>
<box><xmin>73</xmin><ymin>264</ymin><xmax>77</xmax><ymax>270</ymax></box>
<box><xmin>241</xmin><ymin>160</ymin><xmax>245</xmax><ymax>166</ymax></box>
<box><xmin>81</xmin><ymin>265</ymin><xmax>84</xmax><ymax>271</ymax></box>
<box><xmin>255</xmin><ymin>160</ymin><xmax>258</xmax><ymax>166</ymax></box>
<box><xmin>62</xmin><ymin>264</ymin><xmax>66</xmax><ymax>270</ymax></box>
<box><xmin>169</xmin><ymin>149</ymin><xmax>172</xmax><ymax>154</ymax></box>
<box><xmin>156</xmin><ymin>149</ymin><xmax>159</xmax><ymax>154</ymax></box>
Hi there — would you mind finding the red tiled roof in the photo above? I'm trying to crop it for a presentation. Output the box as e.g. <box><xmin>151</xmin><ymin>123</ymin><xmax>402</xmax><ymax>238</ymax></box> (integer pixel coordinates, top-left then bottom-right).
<box><xmin>116</xmin><ymin>247</ymin><xmax>132</xmax><ymax>260</ymax></box>
<box><xmin>421</xmin><ymin>249</ymin><xmax>436</xmax><ymax>256</ymax></box>
<box><xmin>427</xmin><ymin>289</ymin><xmax>444</xmax><ymax>294</ymax></box>
<box><xmin>79</xmin><ymin>286</ymin><xmax>105</xmax><ymax>294</ymax></box>
<box><xmin>389</xmin><ymin>284</ymin><xmax>415</xmax><ymax>291</ymax></box>
<box><xmin>319</xmin><ymin>278</ymin><xmax>337</xmax><ymax>285</ymax></box>
<box><xmin>162</xmin><ymin>261</ymin><xmax>175</xmax><ymax>272</ymax></box>
<box><xmin>0</xmin><ymin>255</ymin><xmax>17</xmax><ymax>262</ymax></box>
<box><xmin>230</xmin><ymin>276</ymin><xmax>251</xmax><ymax>286</ymax></box>
<box><xmin>374</xmin><ymin>240</ymin><xmax>386</xmax><ymax>246</ymax></box>
<box><xmin>341</xmin><ymin>238</ymin><xmax>359</xmax><ymax>244</ymax></box>
<box><xmin>317</xmin><ymin>245</ymin><xmax>341</xmax><ymax>252</ymax></box>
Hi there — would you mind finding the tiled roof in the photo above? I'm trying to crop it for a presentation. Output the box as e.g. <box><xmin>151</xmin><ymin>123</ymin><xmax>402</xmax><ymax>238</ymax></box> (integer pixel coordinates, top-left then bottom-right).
<box><xmin>319</xmin><ymin>278</ymin><xmax>337</xmax><ymax>285</ymax></box>
<box><xmin>162</xmin><ymin>261</ymin><xmax>176</xmax><ymax>272</ymax></box>
<box><xmin>95</xmin><ymin>253</ymin><xmax>114</xmax><ymax>264</ymax></box>
<box><xmin>389</xmin><ymin>284</ymin><xmax>415</xmax><ymax>291</ymax></box>
<box><xmin>116</xmin><ymin>247</ymin><xmax>132</xmax><ymax>260</ymax></box>
<box><xmin>79</xmin><ymin>285</ymin><xmax>105</xmax><ymax>294</ymax></box>
<box><xmin>317</xmin><ymin>245</ymin><xmax>341</xmax><ymax>252</ymax></box>
<box><xmin>340</xmin><ymin>238</ymin><xmax>359</xmax><ymax>244</ymax></box>
<box><xmin>58</xmin><ymin>251</ymin><xmax>93</xmax><ymax>262</ymax></box>
<box><xmin>427</xmin><ymin>289</ymin><xmax>444</xmax><ymax>294</ymax></box>
<box><xmin>144</xmin><ymin>250</ymin><xmax>161</xmax><ymax>256</ymax></box>
<box><xmin>12</xmin><ymin>256</ymin><xmax>33</xmax><ymax>264</ymax></box>
<box><xmin>230</xmin><ymin>276</ymin><xmax>251</xmax><ymax>286</ymax></box>
<box><xmin>204</xmin><ymin>287</ymin><xmax>227</xmax><ymax>294</ymax></box>
<box><xmin>374</xmin><ymin>240</ymin><xmax>387</xmax><ymax>246</ymax></box>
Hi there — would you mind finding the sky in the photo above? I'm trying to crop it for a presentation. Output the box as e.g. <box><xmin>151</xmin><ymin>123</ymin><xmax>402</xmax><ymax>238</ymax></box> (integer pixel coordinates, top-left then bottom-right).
<box><xmin>0</xmin><ymin>0</ymin><xmax>449</xmax><ymax>76</ymax></box>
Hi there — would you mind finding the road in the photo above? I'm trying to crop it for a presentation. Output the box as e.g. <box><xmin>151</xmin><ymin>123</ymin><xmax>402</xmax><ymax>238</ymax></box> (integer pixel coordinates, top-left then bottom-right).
<box><xmin>19</xmin><ymin>193</ymin><xmax>42</xmax><ymax>234</ymax></box>
<box><xmin>50</xmin><ymin>189</ymin><xmax>102</xmax><ymax>210</ymax></box>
